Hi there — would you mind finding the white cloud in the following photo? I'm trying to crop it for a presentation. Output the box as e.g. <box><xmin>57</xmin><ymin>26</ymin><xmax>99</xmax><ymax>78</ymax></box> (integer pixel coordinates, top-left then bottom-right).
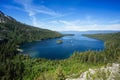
<box><xmin>14</xmin><ymin>0</ymin><xmax>62</xmax><ymax>27</ymax></box>
<box><xmin>41</xmin><ymin>20</ymin><xmax>120</xmax><ymax>31</ymax></box>
<box><xmin>25</xmin><ymin>18</ymin><xmax>120</xmax><ymax>31</ymax></box>
<box><xmin>31</xmin><ymin>16</ymin><xmax>37</xmax><ymax>26</ymax></box>
<box><xmin>109</xmin><ymin>20</ymin><xmax>120</xmax><ymax>24</ymax></box>
<box><xmin>14</xmin><ymin>0</ymin><xmax>61</xmax><ymax>16</ymax></box>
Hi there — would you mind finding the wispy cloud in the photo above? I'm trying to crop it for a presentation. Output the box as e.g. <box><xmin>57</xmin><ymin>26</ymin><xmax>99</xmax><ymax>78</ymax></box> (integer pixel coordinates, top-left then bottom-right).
<box><xmin>109</xmin><ymin>20</ymin><xmax>120</xmax><ymax>24</ymax></box>
<box><xmin>41</xmin><ymin>12</ymin><xmax>73</xmax><ymax>21</ymax></box>
<box><xmin>43</xmin><ymin>19</ymin><xmax>120</xmax><ymax>31</ymax></box>
<box><xmin>14</xmin><ymin>0</ymin><xmax>62</xmax><ymax>26</ymax></box>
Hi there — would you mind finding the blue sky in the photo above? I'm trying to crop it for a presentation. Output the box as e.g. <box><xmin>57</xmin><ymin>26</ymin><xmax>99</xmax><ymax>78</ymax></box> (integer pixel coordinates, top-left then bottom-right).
<box><xmin>0</xmin><ymin>0</ymin><xmax>120</xmax><ymax>31</ymax></box>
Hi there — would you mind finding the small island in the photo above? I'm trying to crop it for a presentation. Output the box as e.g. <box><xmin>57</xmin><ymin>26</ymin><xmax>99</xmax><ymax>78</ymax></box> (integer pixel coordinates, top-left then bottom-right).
<box><xmin>56</xmin><ymin>40</ymin><xmax>63</xmax><ymax>44</ymax></box>
<box><xmin>17</xmin><ymin>48</ymin><xmax>23</xmax><ymax>52</ymax></box>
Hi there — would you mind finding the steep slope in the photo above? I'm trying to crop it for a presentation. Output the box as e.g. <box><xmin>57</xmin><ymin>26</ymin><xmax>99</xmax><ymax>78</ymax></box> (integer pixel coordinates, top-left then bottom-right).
<box><xmin>0</xmin><ymin>11</ymin><xmax>62</xmax><ymax>44</ymax></box>
<box><xmin>0</xmin><ymin>11</ymin><xmax>63</xmax><ymax>80</ymax></box>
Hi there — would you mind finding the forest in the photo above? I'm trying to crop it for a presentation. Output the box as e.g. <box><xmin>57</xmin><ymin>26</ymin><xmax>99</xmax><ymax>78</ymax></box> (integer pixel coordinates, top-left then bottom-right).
<box><xmin>0</xmin><ymin>11</ymin><xmax>62</xmax><ymax>45</ymax></box>
<box><xmin>0</xmin><ymin>31</ymin><xmax>120</xmax><ymax>80</ymax></box>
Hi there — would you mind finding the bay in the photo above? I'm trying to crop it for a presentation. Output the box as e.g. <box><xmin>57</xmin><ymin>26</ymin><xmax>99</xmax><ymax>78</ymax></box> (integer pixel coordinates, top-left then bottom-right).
<box><xmin>21</xmin><ymin>32</ymin><xmax>104</xmax><ymax>59</ymax></box>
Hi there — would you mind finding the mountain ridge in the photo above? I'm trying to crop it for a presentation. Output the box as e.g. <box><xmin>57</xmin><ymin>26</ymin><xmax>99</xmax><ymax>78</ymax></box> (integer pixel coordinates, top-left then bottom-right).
<box><xmin>0</xmin><ymin>11</ymin><xmax>62</xmax><ymax>44</ymax></box>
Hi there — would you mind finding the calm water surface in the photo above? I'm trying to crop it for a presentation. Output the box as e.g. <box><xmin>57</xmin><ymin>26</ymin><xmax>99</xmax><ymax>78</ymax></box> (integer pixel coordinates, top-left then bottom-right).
<box><xmin>21</xmin><ymin>33</ymin><xmax>104</xmax><ymax>59</ymax></box>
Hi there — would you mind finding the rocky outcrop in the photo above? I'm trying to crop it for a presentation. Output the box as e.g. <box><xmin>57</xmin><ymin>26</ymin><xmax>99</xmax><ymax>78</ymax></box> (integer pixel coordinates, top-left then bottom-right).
<box><xmin>66</xmin><ymin>63</ymin><xmax>120</xmax><ymax>80</ymax></box>
<box><xmin>0</xmin><ymin>11</ymin><xmax>16</xmax><ymax>23</ymax></box>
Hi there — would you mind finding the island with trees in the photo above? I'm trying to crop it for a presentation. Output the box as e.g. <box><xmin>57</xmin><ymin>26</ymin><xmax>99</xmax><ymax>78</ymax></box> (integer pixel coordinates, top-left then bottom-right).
<box><xmin>56</xmin><ymin>40</ymin><xmax>63</xmax><ymax>44</ymax></box>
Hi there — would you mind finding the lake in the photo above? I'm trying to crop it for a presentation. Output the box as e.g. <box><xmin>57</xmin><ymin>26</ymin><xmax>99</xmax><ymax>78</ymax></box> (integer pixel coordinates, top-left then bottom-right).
<box><xmin>21</xmin><ymin>32</ymin><xmax>104</xmax><ymax>59</ymax></box>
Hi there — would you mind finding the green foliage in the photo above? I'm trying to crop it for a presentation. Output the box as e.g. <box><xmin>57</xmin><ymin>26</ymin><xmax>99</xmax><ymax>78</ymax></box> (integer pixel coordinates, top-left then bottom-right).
<box><xmin>0</xmin><ymin>11</ymin><xmax>62</xmax><ymax>44</ymax></box>
<box><xmin>0</xmin><ymin>11</ymin><xmax>63</xmax><ymax>80</ymax></box>
<box><xmin>0</xmin><ymin>55</ymin><xmax>24</xmax><ymax>80</ymax></box>
<box><xmin>0</xmin><ymin>22</ymin><xmax>62</xmax><ymax>44</ymax></box>
<box><xmin>55</xmin><ymin>65</ymin><xmax>66</xmax><ymax>80</ymax></box>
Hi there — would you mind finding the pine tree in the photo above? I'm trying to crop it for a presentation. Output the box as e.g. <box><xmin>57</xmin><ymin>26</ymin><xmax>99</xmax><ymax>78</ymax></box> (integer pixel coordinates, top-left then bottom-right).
<box><xmin>55</xmin><ymin>65</ymin><xmax>65</xmax><ymax>80</ymax></box>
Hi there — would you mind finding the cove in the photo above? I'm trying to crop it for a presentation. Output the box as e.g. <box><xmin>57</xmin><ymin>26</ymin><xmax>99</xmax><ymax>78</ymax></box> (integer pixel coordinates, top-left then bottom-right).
<box><xmin>21</xmin><ymin>32</ymin><xmax>104</xmax><ymax>59</ymax></box>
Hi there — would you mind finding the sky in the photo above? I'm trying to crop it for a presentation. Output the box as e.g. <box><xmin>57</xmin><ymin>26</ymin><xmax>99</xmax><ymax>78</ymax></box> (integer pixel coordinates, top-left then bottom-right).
<box><xmin>0</xmin><ymin>0</ymin><xmax>120</xmax><ymax>31</ymax></box>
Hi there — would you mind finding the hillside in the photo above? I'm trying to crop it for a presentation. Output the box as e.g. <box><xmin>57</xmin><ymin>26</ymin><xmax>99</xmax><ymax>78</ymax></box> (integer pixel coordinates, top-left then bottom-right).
<box><xmin>0</xmin><ymin>11</ymin><xmax>63</xmax><ymax>80</ymax></box>
<box><xmin>0</xmin><ymin>11</ymin><xmax>62</xmax><ymax>44</ymax></box>
<box><xmin>66</xmin><ymin>33</ymin><xmax>120</xmax><ymax>80</ymax></box>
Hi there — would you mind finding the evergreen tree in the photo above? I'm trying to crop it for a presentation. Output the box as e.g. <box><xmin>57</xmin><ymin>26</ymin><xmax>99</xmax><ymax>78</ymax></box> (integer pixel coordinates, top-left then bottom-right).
<box><xmin>55</xmin><ymin>65</ymin><xmax>65</xmax><ymax>80</ymax></box>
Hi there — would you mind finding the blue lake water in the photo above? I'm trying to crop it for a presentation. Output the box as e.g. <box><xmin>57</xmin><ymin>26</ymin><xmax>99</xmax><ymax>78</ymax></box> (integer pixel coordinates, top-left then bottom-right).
<box><xmin>21</xmin><ymin>32</ymin><xmax>104</xmax><ymax>59</ymax></box>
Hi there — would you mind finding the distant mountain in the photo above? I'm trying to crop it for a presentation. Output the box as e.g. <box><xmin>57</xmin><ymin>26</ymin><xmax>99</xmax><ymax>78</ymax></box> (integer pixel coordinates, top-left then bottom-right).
<box><xmin>0</xmin><ymin>11</ymin><xmax>62</xmax><ymax>44</ymax></box>
<box><xmin>82</xmin><ymin>30</ymin><xmax>120</xmax><ymax>34</ymax></box>
<box><xmin>60</xmin><ymin>30</ymin><xmax>120</xmax><ymax>34</ymax></box>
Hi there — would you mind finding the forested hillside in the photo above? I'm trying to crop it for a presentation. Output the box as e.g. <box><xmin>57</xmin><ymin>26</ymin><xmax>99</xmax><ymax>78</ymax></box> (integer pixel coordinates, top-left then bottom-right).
<box><xmin>0</xmin><ymin>11</ymin><xmax>62</xmax><ymax>44</ymax></box>
<box><xmin>0</xmin><ymin>11</ymin><xmax>62</xmax><ymax>63</ymax></box>
<box><xmin>0</xmin><ymin>11</ymin><xmax>63</xmax><ymax>80</ymax></box>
